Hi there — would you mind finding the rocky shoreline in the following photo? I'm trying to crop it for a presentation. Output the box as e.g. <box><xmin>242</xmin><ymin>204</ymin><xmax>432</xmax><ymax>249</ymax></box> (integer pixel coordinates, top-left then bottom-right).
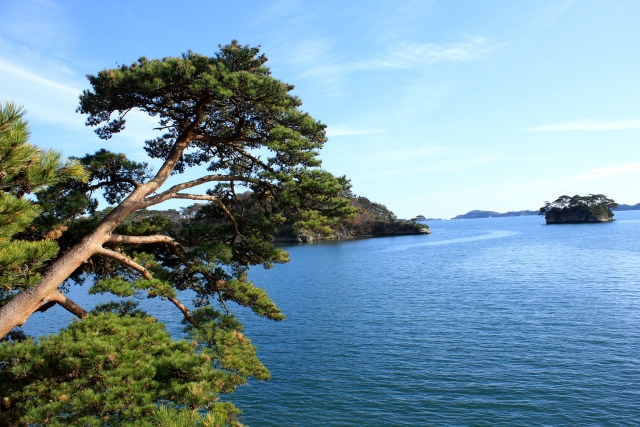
<box><xmin>545</xmin><ymin>211</ymin><xmax>613</xmax><ymax>224</ymax></box>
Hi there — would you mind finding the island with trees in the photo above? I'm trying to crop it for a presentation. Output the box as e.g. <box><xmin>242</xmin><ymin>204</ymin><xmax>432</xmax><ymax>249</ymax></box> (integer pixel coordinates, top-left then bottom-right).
<box><xmin>274</xmin><ymin>192</ymin><xmax>430</xmax><ymax>242</ymax></box>
<box><xmin>539</xmin><ymin>194</ymin><xmax>617</xmax><ymax>224</ymax></box>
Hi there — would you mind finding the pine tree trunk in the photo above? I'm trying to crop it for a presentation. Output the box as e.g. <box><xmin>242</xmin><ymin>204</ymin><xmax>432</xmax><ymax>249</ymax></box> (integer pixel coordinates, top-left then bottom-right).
<box><xmin>0</xmin><ymin>136</ymin><xmax>191</xmax><ymax>339</ymax></box>
<box><xmin>0</xmin><ymin>199</ymin><xmax>132</xmax><ymax>337</ymax></box>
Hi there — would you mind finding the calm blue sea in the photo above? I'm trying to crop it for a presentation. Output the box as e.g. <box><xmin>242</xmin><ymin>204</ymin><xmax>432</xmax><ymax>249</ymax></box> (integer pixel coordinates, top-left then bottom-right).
<box><xmin>22</xmin><ymin>211</ymin><xmax>640</xmax><ymax>426</ymax></box>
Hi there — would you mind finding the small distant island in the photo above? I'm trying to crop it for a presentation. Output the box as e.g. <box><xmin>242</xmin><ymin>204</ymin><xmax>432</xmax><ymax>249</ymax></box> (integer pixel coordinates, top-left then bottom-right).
<box><xmin>452</xmin><ymin>209</ymin><xmax>538</xmax><ymax>220</ymax></box>
<box><xmin>539</xmin><ymin>194</ymin><xmax>617</xmax><ymax>224</ymax></box>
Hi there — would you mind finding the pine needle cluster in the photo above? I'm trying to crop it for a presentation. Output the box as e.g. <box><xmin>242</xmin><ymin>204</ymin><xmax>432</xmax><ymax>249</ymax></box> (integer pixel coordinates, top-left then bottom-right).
<box><xmin>0</xmin><ymin>102</ymin><xmax>87</xmax><ymax>303</ymax></box>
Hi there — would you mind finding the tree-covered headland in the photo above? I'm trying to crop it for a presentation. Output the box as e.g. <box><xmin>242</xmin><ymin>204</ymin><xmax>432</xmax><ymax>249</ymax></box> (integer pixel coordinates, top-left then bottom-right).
<box><xmin>0</xmin><ymin>42</ymin><xmax>357</xmax><ymax>426</ymax></box>
<box><xmin>126</xmin><ymin>191</ymin><xmax>430</xmax><ymax>247</ymax></box>
<box><xmin>272</xmin><ymin>192</ymin><xmax>430</xmax><ymax>241</ymax></box>
<box><xmin>539</xmin><ymin>194</ymin><xmax>617</xmax><ymax>224</ymax></box>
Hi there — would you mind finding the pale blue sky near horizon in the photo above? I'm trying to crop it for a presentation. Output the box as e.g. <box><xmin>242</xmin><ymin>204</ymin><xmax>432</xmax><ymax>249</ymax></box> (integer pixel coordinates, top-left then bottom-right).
<box><xmin>1</xmin><ymin>0</ymin><xmax>638</xmax><ymax>219</ymax></box>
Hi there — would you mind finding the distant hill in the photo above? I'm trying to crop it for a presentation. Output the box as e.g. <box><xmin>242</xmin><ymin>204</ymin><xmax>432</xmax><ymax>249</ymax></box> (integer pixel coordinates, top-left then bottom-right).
<box><xmin>614</xmin><ymin>203</ymin><xmax>640</xmax><ymax>211</ymax></box>
<box><xmin>450</xmin><ymin>202</ymin><xmax>640</xmax><ymax>220</ymax></box>
<box><xmin>452</xmin><ymin>209</ymin><xmax>538</xmax><ymax>220</ymax></box>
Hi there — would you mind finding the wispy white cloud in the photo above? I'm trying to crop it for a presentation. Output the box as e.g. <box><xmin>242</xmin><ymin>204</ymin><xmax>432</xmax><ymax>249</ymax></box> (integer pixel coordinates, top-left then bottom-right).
<box><xmin>362</xmin><ymin>145</ymin><xmax>457</xmax><ymax>162</ymax></box>
<box><xmin>529</xmin><ymin>119</ymin><xmax>640</xmax><ymax>131</ymax></box>
<box><xmin>529</xmin><ymin>0</ymin><xmax>579</xmax><ymax>34</ymax></box>
<box><xmin>326</xmin><ymin>127</ymin><xmax>383</xmax><ymax>137</ymax></box>
<box><xmin>479</xmin><ymin>162</ymin><xmax>640</xmax><ymax>201</ymax></box>
<box><xmin>0</xmin><ymin>45</ymin><xmax>159</xmax><ymax>156</ymax></box>
<box><xmin>292</xmin><ymin>36</ymin><xmax>506</xmax><ymax>86</ymax></box>
<box><xmin>0</xmin><ymin>57</ymin><xmax>80</xmax><ymax>96</ymax></box>
<box><xmin>416</xmin><ymin>160</ymin><xmax>640</xmax><ymax>218</ymax></box>
<box><xmin>354</xmin><ymin>38</ymin><xmax>506</xmax><ymax>71</ymax></box>
<box><xmin>353</xmin><ymin>152</ymin><xmax>506</xmax><ymax>181</ymax></box>
<box><xmin>0</xmin><ymin>48</ymin><xmax>87</xmax><ymax>132</ymax></box>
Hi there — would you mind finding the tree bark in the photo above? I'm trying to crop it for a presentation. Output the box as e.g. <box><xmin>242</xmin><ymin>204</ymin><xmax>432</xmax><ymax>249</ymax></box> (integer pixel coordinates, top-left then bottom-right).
<box><xmin>48</xmin><ymin>290</ymin><xmax>89</xmax><ymax>319</ymax></box>
<box><xmin>0</xmin><ymin>125</ymin><xmax>197</xmax><ymax>339</ymax></box>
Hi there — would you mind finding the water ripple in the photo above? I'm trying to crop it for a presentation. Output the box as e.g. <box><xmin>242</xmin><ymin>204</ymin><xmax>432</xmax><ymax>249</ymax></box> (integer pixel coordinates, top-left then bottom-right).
<box><xmin>21</xmin><ymin>212</ymin><xmax>640</xmax><ymax>426</ymax></box>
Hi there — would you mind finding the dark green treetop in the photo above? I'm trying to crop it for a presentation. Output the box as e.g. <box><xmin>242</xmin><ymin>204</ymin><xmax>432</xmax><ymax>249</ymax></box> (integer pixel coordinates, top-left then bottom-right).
<box><xmin>539</xmin><ymin>194</ymin><xmax>617</xmax><ymax>218</ymax></box>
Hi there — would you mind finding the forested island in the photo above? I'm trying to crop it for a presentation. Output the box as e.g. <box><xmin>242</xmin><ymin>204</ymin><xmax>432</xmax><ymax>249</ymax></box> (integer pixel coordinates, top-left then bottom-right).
<box><xmin>450</xmin><ymin>200</ymin><xmax>639</xmax><ymax>220</ymax></box>
<box><xmin>539</xmin><ymin>194</ymin><xmax>617</xmax><ymax>224</ymax></box>
<box><xmin>281</xmin><ymin>193</ymin><xmax>430</xmax><ymax>242</ymax></box>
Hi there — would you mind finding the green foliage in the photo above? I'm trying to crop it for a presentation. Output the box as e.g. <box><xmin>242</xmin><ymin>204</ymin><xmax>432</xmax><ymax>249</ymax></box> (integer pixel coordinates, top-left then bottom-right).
<box><xmin>91</xmin><ymin>276</ymin><xmax>177</xmax><ymax>299</ymax></box>
<box><xmin>0</xmin><ymin>102</ymin><xmax>87</xmax><ymax>303</ymax></box>
<box><xmin>539</xmin><ymin>194</ymin><xmax>617</xmax><ymax>218</ymax></box>
<box><xmin>0</xmin><ymin>102</ymin><xmax>86</xmax><ymax>199</ymax></box>
<box><xmin>320</xmin><ymin>193</ymin><xmax>426</xmax><ymax>237</ymax></box>
<box><xmin>90</xmin><ymin>300</ymin><xmax>147</xmax><ymax>317</ymax></box>
<box><xmin>186</xmin><ymin>306</ymin><xmax>270</xmax><ymax>381</ymax></box>
<box><xmin>0</xmin><ymin>313</ymin><xmax>245</xmax><ymax>426</ymax></box>
<box><xmin>23</xmin><ymin>149</ymin><xmax>152</xmax><ymax>248</ymax></box>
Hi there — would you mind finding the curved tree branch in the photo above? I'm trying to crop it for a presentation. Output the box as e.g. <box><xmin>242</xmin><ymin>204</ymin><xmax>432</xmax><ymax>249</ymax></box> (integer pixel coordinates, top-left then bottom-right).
<box><xmin>96</xmin><ymin>247</ymin><xmax>153</xmax><ymax>279</ymax></box>
<box><xmin>144</xmin><ymin>103</ymin><xmax>204</xmax><ymax>194</ymax></box>
<box><xmin>45</xmin><ymin>290</ymin><xmax>90</xmax><ymax>319</ymax></box>
<box><xmin>139</xmin><ymin>174</ymin><xmax>254</xmax><ymax>208</ymax></box>
<box><xmin>108</xmin><ymin>234</ymin><xmax>191</xmax><ymax>263</ymax></box>
<box><xmin>172</xmin><ymin>194</ymin><xmax>243</xmax><ymax>245</ymax></box>
<box><xmin>95</xmin><ymin>247</ymin><xmax>197</xmax><ymax>325</ymax></box>
<box><xmin>108</xmin><ymin>234</ymin><xmax>175</xmax><ymax>245</ymax></box>
<box><xmin>191</xmin><ymin>134</ymin><xmax>273</xmax><ymax>172</ymax></box>
<box><xmin>231</xmin><ymin>181</ymin><xmax>245</xmax><ymax>219</ymax></box>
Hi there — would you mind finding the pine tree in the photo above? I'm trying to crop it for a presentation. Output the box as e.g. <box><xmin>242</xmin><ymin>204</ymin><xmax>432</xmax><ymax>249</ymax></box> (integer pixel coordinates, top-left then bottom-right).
<box><xmin>0</xmin><ymin>42</ymin><xmax>355</xmax><ymax>426</ymax></box>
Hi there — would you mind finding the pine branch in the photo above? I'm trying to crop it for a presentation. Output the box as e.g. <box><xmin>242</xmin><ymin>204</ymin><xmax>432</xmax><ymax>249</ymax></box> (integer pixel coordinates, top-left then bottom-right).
<box><xmin>172</xmin><ymin>194</ymin><xmax>243</xmax><ymax>246</ymax></box>
<box><xmin>191</xmin><ymin>134</ymin><xmax>273</xmax><ymax>173</ymax></box>
<box><xmin>139</xmin><ymin>174</ymin><xmax>254</xmax><ymax>208</ymax></box>
<box><xmin>95</xmin><ymin>247</ymin><xmax>196</xmax><ymax>325</ymax></box>
<box><xmin>45</xmin><ymin>290</ymin><xmax>89</xmax><ymax>319</ymax></box>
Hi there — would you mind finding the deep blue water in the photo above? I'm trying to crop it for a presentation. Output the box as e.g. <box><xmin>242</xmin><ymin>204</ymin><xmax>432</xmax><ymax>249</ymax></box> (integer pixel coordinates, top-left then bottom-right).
<box><xmin>22</xmin><ymin>211</ymin><xmax>640</xmax><ymax>426</ymax></box>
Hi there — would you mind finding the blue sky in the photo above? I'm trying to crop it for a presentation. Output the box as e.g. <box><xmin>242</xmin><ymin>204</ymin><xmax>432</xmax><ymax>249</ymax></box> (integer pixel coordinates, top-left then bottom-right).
<box><xmin>1</xmin><ymin>0</ymin><xmax>639</xmax><ymax>218</ymax></box>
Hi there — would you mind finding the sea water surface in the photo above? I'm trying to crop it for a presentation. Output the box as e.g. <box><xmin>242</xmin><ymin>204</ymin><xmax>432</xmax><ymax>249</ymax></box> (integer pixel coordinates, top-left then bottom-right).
<box><xmin>22</xmin><ymin>212</ymin><xmax>640</xmax><ymax>426</ymax></box>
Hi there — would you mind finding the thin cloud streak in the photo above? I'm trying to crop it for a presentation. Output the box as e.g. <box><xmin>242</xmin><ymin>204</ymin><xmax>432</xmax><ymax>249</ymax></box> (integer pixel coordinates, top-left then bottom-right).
<box><xmin>296</xmin><ymin>37</ymin><xmax>506</xmax><ymax>84</ymax></box>
<box><xmin>530</xmin><ymin>119</ymin><xmax>640</xmax><ymax>131</ymax></box>
<box><xmin>354</xmin><ymin>38</ymin><xmax>507</xmax><ymax>70</ymax></box>
<box><xmin>352</xmin><ymin>152</ymin><xmax>506</xmax><ymax>181</ymax></box>
<box><xmin>417</xmin><ymin>160</ymin><xmax>640</xmax><ymax>218</ymax></box>
<box><xmin>326</xmin><ymin>127</ymin><xmax>383</xmax><ymax>137</ymax></box>
<box><xmin>0</xmin><ymin>52</ymin><xmax>162</xmax><ymax>156</ymax></box>
<box><xmin>0</xmin><ymin>57</ymin><xmax>80</xmax><ymax>96</ymax></box>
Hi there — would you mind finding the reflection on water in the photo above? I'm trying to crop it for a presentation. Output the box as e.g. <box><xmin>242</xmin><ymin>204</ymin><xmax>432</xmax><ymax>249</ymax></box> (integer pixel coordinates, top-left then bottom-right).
<box><xmin>387</xmin><ymin>229</ymin><xmax>519</xmax><ymax>250</ymax></box>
